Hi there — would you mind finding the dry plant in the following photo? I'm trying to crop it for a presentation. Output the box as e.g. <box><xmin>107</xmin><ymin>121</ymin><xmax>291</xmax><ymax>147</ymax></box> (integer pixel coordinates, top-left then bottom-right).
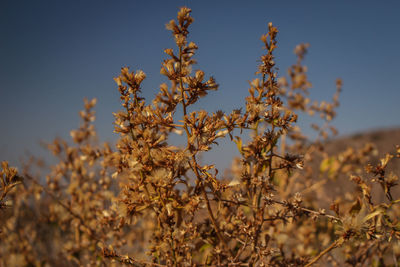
<box><xmin>1</xmin><ymin>7</ymin><xmax>400</xmax><ymax>267</ymax></box>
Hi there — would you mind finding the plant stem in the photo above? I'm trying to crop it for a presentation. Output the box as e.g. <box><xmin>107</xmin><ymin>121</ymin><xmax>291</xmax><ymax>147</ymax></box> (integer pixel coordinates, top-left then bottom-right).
<box><xmin>177</xmin><ymin>45</ymin><xmax>232</xmax><ymax>257</ymax></box>
<box><xmin>305</xmin><ymin>238</ymin><xmax>344</xmax><ymax>267</ymax></box>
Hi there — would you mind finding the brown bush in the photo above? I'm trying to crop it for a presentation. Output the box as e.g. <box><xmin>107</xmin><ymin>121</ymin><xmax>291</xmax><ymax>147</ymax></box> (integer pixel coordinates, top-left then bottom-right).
<box><xmin>1</xmin><ymin>7</ymin><xmax>400</xmax><ymax>267</ymax></box>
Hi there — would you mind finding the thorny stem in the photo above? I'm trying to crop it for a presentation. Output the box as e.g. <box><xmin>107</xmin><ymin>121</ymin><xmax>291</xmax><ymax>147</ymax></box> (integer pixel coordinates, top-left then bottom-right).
<box><xmin>178</xmin><ymin>46</ymin><xmax>191</xmax><ymax>138</ymax></box>
<box><xmin>272</xmin><ymin>199</ymin><xmax>341</xmax><ymax>222</ymax></box>
<box><xmin>252</xmin><ymin>58</ymin><xmax>276</xmax><ymax>260</ymax></box>
<box><xmin>252</xmin><ymin>124</ymin><xmax>271</xmax><ymax>262</ymax></box>
<box><xmin>217</xmin><ymin>198</ymin><xmax>341</xmax><ymax>222</ymax></box>
<box><xmin>177</xmin><ymin>45</ymin><xmax>232</xmax><ymax>258</ymax></box>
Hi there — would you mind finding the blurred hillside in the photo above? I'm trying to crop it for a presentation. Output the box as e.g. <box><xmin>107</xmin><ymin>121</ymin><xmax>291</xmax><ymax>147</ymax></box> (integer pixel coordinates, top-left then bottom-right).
<box><xmin>310</xmin><ymin>127</ymin><xmax>400</xmax><ymax>208</ymax></box>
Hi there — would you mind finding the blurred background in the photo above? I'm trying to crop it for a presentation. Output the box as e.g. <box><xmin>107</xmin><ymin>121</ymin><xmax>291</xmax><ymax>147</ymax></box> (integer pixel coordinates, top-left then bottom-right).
<box><xmin>1</xmin><ymin>0</ymin><xmax>400</xmax><ymax>171</ymax></box>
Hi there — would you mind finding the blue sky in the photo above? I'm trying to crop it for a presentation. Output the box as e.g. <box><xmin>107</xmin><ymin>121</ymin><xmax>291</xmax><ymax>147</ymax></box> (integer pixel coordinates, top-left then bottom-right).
<box><xmin>1</xmin><ymin>1</ymin><xmax>400</xmax><ymax>170</ymax></box>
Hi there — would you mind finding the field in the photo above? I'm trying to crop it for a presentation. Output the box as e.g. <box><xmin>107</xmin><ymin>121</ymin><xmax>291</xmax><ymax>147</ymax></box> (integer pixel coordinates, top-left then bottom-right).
<box><xmin>1</xmin><ymin>7</ymin><xmax>400</xmax><ymax>267</ymax></box>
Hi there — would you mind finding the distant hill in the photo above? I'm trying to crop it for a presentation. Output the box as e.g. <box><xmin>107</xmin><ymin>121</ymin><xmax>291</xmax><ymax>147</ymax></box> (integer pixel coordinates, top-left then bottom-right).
<box><xmin>310</xmin><ymin>127</ymin><xmax>400</xmax><ymax>207</ymax></box>
<box><xmin>326</xmin><ymin>127</ymin><xmax>400</xmax><ymax>160</ymax></box>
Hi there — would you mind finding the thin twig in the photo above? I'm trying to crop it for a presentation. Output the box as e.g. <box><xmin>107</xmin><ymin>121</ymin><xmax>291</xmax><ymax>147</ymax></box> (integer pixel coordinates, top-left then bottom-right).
<box><xmin>272</xmin><ymin>199</ymin><xmax>341</xmax><ymax>222</ymax></box>
<box><xmin>304</xmin><ymin>238</ymin><xmax>344</xmax><ymax>267</ymax></box>
<box><xmin>216</xmin><ymin>198</ymin><xmax>341</xmax><ymax>222</ymax></box>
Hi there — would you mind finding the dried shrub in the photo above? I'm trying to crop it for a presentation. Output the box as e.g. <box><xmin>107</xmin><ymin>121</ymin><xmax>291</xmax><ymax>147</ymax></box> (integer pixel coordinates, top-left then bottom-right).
<box><xmin>1</xmin><ymin>7</ymin><xmax>400</xmax><ymax>267</ymax></box>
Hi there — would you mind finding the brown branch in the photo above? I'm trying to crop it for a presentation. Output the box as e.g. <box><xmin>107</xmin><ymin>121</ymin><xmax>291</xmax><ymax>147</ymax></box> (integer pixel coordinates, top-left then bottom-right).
<box><xmin>304</xmin><ymin>237</ymin><xmax>344</xmax><ymax>267</ymax></box>
<box><xmin>272</xmin><ymin>199</ymin><xmax>341</xmax><ymax>222</ymax></box>
<box><xmin>216</xmin><ymin>198</ymin><xmax>341</xmax><ymax>222</ymax></box>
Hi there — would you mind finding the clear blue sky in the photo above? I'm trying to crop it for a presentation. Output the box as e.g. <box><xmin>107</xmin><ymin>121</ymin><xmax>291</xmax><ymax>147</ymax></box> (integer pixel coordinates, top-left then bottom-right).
<box><xmin>1</xmin><ymin>0</ymin><xmax>400</xmax><ymax>170</ymax></box>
